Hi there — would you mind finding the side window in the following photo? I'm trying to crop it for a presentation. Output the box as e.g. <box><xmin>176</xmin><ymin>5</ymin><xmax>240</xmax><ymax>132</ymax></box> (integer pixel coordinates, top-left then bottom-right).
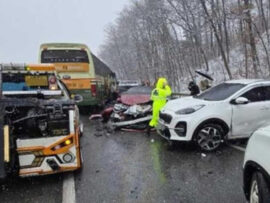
<box><xmin>264</xmin><ymin>86</ymin><xmax>270</xmax><ymax>101</ymax></box>
<box><xmin>241</xmin><ymin>87</ymin><xmax>265</xmax><ymax>102</ymax></box>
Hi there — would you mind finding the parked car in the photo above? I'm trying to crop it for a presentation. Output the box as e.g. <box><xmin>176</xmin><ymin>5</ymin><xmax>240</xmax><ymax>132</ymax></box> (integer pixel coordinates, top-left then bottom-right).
<box><xmin>119</xmin><ymin>86</ymin><xmax>152</xmax><ymax>105</ymax></box>
<box><xmin>157</xmin><ymin>79</ymin><xmax>270</xmax><ymax>151</ymax></box>
<box><xmin>243</xmin><ymin>126</ymin><xmax>270</xmax><ymax>203</ymax></box>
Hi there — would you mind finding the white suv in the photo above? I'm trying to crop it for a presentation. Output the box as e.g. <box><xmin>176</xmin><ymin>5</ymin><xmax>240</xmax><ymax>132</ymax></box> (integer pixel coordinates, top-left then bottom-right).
<box><xmin>243</xmin><ymin>126</ymin><xmax>270</xmax><ymax>203</ymax></box>
<box><xmin>158</xmin><ymin>79</ymin><xmax>270</xmax><ymax>151</ymax></box>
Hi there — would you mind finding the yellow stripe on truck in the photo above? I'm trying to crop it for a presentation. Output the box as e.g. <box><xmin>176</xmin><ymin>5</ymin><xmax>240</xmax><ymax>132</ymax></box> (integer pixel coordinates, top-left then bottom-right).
<box><xmin>4</xmin><ymin>125</ymin><xmax>10</xmax><ymax>163</ymax></box>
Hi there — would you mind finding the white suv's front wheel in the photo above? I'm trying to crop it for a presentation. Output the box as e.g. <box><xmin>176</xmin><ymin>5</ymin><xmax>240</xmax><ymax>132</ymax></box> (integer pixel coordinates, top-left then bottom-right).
<box><xmin>250</xmin><ymin>172</ymin><xmax>270</xmax><ymax>203</ymax></box>
<box><xmin>195</xmin><ymin>124</ymin><xmax>223</xmax><ymax>152</ymax></box>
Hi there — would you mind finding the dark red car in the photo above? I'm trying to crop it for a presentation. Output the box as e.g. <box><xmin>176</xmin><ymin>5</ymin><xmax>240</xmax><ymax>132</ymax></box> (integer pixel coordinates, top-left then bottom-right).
<box><xmin>101</xmin><ymin>86</ymin><xmax>153</xmax><ymax>130</ymax></box>
<box><xmin>120</xmin><ymin>86</ymin><xmax>152</xmax><ymax>105</ymax></box>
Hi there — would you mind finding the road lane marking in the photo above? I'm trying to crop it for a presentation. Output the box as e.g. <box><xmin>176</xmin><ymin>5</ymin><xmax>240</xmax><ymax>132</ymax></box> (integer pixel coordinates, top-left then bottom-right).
<box><xmin>62</xmin><ymin>173</ymin><xmax>76</xmax><ymax>203</ymax></box>
<box><xmin>228</xmin><ymin>144</ymin><xmax>245</xmax><ymax>152</ymax></box>
<box><xmin>150</xmin><ymin>141</ymin><xmax>166</xmax><ymax>184</ymax></box>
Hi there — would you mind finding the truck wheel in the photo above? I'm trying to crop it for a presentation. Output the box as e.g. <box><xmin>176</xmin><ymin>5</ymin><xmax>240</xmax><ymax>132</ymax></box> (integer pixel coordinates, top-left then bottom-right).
<box><xmin>195</xmin><ymin>123</ymin><xmax>224</xmax><ymax>152</ymax></box>
<box><xmin>250</xmin><ymin>172</ymin><xmax>270</xmax><ymax>203</ymax></box>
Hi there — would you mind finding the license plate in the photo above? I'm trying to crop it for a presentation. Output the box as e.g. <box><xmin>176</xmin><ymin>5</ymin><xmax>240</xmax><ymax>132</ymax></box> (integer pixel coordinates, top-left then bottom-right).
<box><xmin>158</xmin><ymin>121</ymin><xmax>166</xmax><ymax>131</ymax></box>
<box><xmin>25</xmin><ymin>75</ymin><xmax>48</xmax><ymax>86</ymax></box>
<box><xmin>159</xmin><ymin>119</ymin><xmax>165</xmax><ymax>125</ymax></box>
<box><xmin>159</xmin><ymin>125</ymin><xmax>165</xmax><ymax>131</ymax></box>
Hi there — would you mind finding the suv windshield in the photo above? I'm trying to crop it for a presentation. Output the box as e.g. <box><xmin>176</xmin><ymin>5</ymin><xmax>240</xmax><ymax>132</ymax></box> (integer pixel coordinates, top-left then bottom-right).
<box><xmin>196</xmin><ymin>83</ymin><xmax>246</xmax><ymax>101</ymax></box>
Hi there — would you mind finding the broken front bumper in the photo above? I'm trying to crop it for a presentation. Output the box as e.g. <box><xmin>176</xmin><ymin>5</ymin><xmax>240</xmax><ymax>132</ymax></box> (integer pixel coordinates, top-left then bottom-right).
<box><xmin>157</xmin><ymin>121</ymin><xmax>172</xmax><ymax>140</ymax></box>
<box><xmin>111</xmin><ymin>115</ymin><xmax>152</xmax><ymax>128</ymax></box>
<box><xmin>157</xmin><ymin>116</ymin><xmax>192</xmax><ymax>142</ymax></box>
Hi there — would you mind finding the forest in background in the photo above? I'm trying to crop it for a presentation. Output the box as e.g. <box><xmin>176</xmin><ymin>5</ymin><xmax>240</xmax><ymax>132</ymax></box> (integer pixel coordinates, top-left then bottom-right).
<box><xmin>99</xmin><ymin>0</ymin><xmax>270</xmax><ymax>91</ymax></box>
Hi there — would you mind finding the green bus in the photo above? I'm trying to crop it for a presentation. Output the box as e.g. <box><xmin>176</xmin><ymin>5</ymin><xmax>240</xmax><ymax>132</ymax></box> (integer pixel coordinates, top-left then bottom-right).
<box><xmin>39</xmin><ymin>43</ymin><xmax>116</xmax><ymax>106</ymax></box>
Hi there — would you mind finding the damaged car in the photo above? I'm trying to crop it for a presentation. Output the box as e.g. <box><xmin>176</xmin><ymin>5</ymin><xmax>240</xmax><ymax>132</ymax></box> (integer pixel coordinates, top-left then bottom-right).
<box><xmin>0</xmin><ymin>64</ymin><xmax>83</xmax><ymax>181</ymax></box>
<box><xmin>158</xmin><ymin>79</ymin><xmax>270</xmax><ymax>151</ymax></box>
<box><xmin>100</xmin><ymin>86</ymin><xmax>152</xmax><ymax>130</ymax></box>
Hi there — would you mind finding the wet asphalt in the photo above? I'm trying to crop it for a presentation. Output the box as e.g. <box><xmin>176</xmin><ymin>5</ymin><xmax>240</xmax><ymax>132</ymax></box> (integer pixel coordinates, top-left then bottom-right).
<box><xmin>76</xmin><ymin>116</ymin><xmax>246</xmax><ymax>203</ymax></box>
<box><xmin>0</xmin><ymin>174</ymin><xmax>63</xmax><ymax>203</ymax></box>
<box><xmin>0</xmin><ymin>115</ymin><xmax>246</xmax><ymax>203</ymax></box>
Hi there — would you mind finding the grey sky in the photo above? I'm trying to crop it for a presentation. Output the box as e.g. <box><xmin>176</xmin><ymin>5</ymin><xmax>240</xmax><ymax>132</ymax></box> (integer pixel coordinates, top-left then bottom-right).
<box><xmin>0</xmin><ymin>0</ymin><xmax>128</xmax><ymax>63</ymax></box>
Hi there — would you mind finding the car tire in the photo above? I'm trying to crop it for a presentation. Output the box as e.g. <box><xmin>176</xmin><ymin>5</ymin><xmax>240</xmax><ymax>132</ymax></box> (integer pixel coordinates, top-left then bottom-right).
<box><xmin>250</xmin><ymin>172</ymin><xmax>270</xmax><ymax>203</ymax></box>
<box><xmin>195</xmin><ymin>123</ymin><xmax>224</xmax><ymax>152</ymax></box>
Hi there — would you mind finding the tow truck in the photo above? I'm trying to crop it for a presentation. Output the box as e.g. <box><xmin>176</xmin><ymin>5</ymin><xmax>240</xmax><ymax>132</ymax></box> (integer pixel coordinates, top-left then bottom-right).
<box><xmin>0</xmin><ymin>63</ymin><xmax>83</xmax><ymax>181</ymax></box>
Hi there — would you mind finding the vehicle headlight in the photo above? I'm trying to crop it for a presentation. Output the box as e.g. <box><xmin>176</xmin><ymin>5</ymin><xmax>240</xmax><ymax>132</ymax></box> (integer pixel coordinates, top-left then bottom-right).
<box><xmin>175</xmin><ymin>105</ymin><xmax>205</xmax><ymax>115</ymax></box>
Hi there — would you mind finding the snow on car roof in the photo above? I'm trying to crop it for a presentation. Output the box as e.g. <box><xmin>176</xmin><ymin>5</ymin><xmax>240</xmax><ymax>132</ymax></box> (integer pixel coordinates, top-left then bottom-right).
<box><xmin>225</xmin><ymin>79</ymin><xmax>265</xmax><ymax>85</ymax></box>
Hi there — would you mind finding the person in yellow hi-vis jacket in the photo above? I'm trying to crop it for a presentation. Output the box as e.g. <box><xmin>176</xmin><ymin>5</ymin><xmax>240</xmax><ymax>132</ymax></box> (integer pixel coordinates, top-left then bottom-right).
<box><xmin>147</xmin><ymin>78</ymin><xmax>172</xmax><ymax>136</ymax></box>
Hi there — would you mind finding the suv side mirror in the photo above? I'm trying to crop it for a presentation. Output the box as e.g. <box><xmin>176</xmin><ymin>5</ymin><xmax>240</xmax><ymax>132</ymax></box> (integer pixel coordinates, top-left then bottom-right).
<box><xmin>72</xmin><ymin>94</ymin><xmax>83</xmax><ymax>103</ymax></box>
<box><xmin>233</xmin><ymin>97</ymin><xmax>249</xmax><ymax>105</ymax></box>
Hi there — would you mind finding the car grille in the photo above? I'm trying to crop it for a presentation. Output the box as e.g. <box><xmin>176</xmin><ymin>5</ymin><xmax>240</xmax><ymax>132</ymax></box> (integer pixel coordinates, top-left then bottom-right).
<box><xmin>159</xmin><ymin>112</ymin><xmax>172</xmax><ymax>124</ymax></box>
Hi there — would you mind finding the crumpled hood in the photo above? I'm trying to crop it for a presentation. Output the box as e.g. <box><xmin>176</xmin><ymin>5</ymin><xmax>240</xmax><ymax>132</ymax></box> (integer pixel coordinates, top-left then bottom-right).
<box><xmin>163</xmin><ymin>96</ymin><xmax>209</xmax><ymax>112</ymax></box>
<box><xmin>120</xmin><ymin>94</ymin><xmax>151</xmax><ymax>106</ymax></box>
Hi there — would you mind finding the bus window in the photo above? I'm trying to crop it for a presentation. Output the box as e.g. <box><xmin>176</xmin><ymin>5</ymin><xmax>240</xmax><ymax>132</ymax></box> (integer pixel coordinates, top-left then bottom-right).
<box><xmin>41</xmin><ymin>50</ymin><xmax>89</xmax><ymax>63</ymax></box>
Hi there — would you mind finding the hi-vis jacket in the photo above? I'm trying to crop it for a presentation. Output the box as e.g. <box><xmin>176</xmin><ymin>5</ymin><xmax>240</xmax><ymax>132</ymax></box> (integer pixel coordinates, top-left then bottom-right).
<box><xmin>149</xmin><ymin>78</ymin><xmax>172</xmax><ymax>127</ymax></box>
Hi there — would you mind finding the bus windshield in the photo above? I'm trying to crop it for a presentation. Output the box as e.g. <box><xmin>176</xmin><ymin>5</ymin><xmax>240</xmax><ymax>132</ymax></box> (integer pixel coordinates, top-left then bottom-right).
<box><xmin>41</xmin><ymin>50</ymin><xmax>89</xmax><ymax>63</ymax></box>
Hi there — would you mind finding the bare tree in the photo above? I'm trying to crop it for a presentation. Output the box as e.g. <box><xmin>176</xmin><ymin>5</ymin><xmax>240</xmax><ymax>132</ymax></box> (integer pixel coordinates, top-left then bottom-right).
<box><xmin>200</xmin><ymin>0</ymin><xmax>232</xmax><ymax>79</ymax></box>
<box><xmin>99</xmin><ymin>0</ymin><xmax>270</xmax><ymax>90</ymax></box>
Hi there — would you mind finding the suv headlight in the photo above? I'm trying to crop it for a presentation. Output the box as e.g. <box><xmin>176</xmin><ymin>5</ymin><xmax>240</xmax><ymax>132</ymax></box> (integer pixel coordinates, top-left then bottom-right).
<box><xmin>175</xmin><ymin>105</ymin><xmax>205</xmax><ymax>115</ymax></box>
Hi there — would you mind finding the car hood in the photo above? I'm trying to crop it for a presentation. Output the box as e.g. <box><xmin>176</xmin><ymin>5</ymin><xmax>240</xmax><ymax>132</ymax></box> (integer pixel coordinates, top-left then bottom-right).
<box><xmin>120</xmin><ymin>94</ymin><xmax>151</xmax><ymax>106</ymax></box>
<box><xmin>164</xmin><ymin>96</ymin><xmax>209</xmax><ymax>112</ymax></box>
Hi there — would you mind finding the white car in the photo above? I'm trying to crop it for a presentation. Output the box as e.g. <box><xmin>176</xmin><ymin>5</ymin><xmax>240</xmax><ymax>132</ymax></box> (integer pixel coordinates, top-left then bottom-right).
<box><xmin>157</xmin><ymin>79</ymin><xmax>270</xmax><ymax>151</ymax></box>
<box><xmin>243</xmin><ymin>126</ymin><xmax>270</xmax><ymax>203</ymax></box>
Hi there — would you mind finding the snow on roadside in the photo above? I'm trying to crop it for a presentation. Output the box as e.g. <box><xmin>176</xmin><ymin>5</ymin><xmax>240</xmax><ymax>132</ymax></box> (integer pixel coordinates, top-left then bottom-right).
<box><xmin>177</xmin><ymin>29</ymin><xmax>270</xmax><ymax>93</ymax></box>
